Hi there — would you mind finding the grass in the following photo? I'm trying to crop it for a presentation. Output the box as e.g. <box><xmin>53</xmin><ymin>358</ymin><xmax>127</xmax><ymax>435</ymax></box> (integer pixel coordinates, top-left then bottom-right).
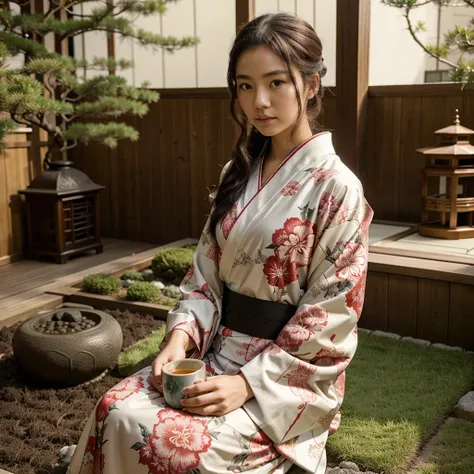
<box><xmin>327</xmin><ymin>333</ymin><xmax>474</xmax><ymax>473</ymax></box>
<box><xmin>115</xmin><ymin>329</ymin><xmax>473</xmax><ymax>474</ymax></box>
<box><xmin>410</xmin><ymin>418</ymin><xmax>474</xmax><ymax>474</ymax></box>
<box><xmin>118</xmin><ymin>325</ymin><xmax>166</xmax><ymax>376</ymax></box>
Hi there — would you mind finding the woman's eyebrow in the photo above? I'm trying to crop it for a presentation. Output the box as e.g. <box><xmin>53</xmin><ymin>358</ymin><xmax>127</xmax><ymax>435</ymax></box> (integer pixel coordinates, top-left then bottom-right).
<box><xmin>236</xmin><ymin>69</ymin><xmax>289</xmax><ymax>80</ymax></box>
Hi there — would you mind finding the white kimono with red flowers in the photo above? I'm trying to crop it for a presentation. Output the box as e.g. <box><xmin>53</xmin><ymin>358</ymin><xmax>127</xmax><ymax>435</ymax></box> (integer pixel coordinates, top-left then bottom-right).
<box><xmin>68</xmin><ymin>132</ymin><xmax>373</xmax><ymax>474</ymax></box>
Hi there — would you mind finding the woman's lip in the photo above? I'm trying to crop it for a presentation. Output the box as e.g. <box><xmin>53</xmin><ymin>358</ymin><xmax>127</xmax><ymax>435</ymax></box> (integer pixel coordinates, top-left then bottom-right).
<box><xmin>256</xmin><ymin>117</ymin><xmax>276</xmax><ymax>123</ymax></box>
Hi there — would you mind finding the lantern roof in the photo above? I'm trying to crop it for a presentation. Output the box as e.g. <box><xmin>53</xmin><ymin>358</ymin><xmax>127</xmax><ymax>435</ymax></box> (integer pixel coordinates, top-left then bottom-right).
<box><xmin>19</xmin><ymin>161</ymin><xmax>104</xmax><ymax>196</ymax></box>
<box><xmin>435</xmin><ymin>110</ymin><xmax>474</xmax><ymax>135</ymax></box>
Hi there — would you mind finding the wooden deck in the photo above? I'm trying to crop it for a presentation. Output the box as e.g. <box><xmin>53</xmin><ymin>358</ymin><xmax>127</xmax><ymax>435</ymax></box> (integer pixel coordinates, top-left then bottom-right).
<box><xmin>0</xmin><ymin>238</ymin><xmax>155</xmax><ymax>327</ymax></box>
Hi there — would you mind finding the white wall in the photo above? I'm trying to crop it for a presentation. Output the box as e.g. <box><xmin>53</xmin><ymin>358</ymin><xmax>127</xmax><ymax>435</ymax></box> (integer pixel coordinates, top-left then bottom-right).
<box><xmin>66</xmin><ymin>0</ymin><xmax>474</xmax><ymax>88</ymax></box>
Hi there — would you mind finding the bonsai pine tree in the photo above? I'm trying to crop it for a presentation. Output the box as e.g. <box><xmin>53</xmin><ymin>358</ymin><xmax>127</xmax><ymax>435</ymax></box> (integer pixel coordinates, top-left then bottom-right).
<box><xmin>382</xmin><ymin>0</ymin><xmax>474</xmax><ymax>87</ymax></box>
<box><xmin>0</xmin><ymin>0</ymin><xmax>197</xmax><ymax>161</ymax></box>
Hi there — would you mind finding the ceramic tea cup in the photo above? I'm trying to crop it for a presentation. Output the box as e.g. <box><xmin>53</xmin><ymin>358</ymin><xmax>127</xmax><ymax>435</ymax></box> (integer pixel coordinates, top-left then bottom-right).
<box><xmin>162</xmin><ymin>359</ymin><xmax>206</xmax><ymax>409</ymax></box>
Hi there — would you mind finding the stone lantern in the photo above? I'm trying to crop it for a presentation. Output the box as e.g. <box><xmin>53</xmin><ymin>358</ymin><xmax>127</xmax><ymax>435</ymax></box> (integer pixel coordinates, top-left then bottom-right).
<box><xmin>417</xmin><ymin>110</ymin><xmax>474</xmax><ymax>239</ymax></box>
<box><xmin>19</xmin><ymin>160</ymin><xmax>104</xmax><ymax>263</ymax></box>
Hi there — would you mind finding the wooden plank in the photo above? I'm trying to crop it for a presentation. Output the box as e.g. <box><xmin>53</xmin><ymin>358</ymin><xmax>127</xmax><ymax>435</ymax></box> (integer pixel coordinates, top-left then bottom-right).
<box><xmin>360</xmin><ymin>271</ymin><xmax>388</xmax><ymax>331</ymax></box>
<box><xmin>369</xmin><ymin>83</ymin><xmax>474</xmax><ymax>98</ymax></box>
<box><xmin>236</xmin><ymin>0</ymin><xmax>256</xmax><ymax>32</ymax></box>
<box><xmin>398</xmin><ymin>95</ymin><xmax>422</xmax><ymax>222</ymax></box>
<box><xmin>369</xmin><ymin>252</ymin><xmax>474</xmax><ymax>286</ymax></box>
<box><xmin>0</xmin><ymin>238</ymin><xmax>197</xmax><ymax>325</ymax></box>
<box><xmin>387</xmin><ymin>274</ymin><xmax>417</xmax><ymax>337</ymax></box>
<box><xmin>448</xmin><ymin>283</ymin><xmax>474</xmax><ymax>350</ymax></box>
<box><xmin>335</xmin><ymin>0</ymin><xmax>371</xmax><ymax>172</ymax></box>
<box><xmin>417</xmin><ymin>278</ymin><xmax>449</xmax><ymax>344</ymax></box>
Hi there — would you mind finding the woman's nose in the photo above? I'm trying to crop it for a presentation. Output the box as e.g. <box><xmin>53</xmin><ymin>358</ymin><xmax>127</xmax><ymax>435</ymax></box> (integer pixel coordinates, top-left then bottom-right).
<box><xmin>254</xmin><ymin>87</ymin><xmax>270</xmax><ymax>109</ymax></box>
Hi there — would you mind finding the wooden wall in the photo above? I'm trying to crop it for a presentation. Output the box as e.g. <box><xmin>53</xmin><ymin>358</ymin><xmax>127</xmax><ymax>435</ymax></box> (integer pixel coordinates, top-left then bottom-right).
<box><xmin>71</xmin><ymin>88</ymin><xmax>337</xmax><ymax>244</ymax></box>
<box><xmin>362</xmin><ymin>84</ymin><xmax>474</xmax><ymax>223</ymax></box>
<box><xmin>362</xmin><ymin>268</ymin><xmax>474</xmax><ymax>351</ymax></box>
<box><xmin>0</xmin><ymin>128</ymin><xmax>45</xmax><ymax>265</ymax></box>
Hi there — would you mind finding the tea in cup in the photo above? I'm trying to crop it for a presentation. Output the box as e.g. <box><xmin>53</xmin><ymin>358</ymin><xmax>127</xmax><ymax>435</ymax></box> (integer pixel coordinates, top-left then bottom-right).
<box><xmin>162</xmin><ymin>359</ymin><xmax>206</xmax><ymax>409</ymax></box>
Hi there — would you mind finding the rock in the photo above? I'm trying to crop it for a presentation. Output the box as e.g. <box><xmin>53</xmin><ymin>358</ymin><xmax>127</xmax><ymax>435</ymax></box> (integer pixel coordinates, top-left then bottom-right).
<box><xmin>122</xmin><ymin>279</ymin><xmax>134</xmax><ymax>288</ymax></box>
<box><xmin>357</xmin><ymin>328</ymin><xmax>372</xmax><ymax>335</ymax></box>
<box><xmin>55</xmin><ymin>310</ymin><xmax>83</xmax><ymax>323</ymax></box>
<box><xmin>431</xmin><ymin>343</ymin><xmax>463</xmax><ymax>352</ymax></box>
<box><xmin>60</xmin><ymin>302</ymin><xmax>94</xmax><ymax>309</ymax></box>
<box><xmin>454</xmin><ymin>391</ymin><xmax>474</xmax><ymax>421</ymax></box>
<box><xmin>401</xmin><ymin>336</ymin><xmax>431</xmax><ymax>348</ymax></box>
<box><xmin>339</xmin><ymin>461</ymin><xmax>359</xmax><ymax>471</ymax></box>
<box><xmin>371</xmin><ymin>330</ymin><xmax>401</xmax><ymax>340</ymax></box>
<box><xmin>59</xmin><ymin>444</ymin><xmax>77</xmax><ymax>465</ymax></box>
<box><xmin>153</xmin><ymin>281</ymin><xmax>165</xmax><ymax>290</ymax></box>
<box><xmin>142</xmin><ymin>269</ymin><xmax>155</xmax><ymax>281</ymax></box>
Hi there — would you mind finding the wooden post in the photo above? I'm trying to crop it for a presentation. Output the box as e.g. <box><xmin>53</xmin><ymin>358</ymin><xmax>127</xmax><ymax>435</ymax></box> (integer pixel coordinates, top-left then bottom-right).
<box><xmin>55</xmin><ymin>0</ymin><xmax>69</xmax><ymax>56</ymax></box>
<box><xmin>336</xmin><ymin>0</ymin><xmax>371</xmax><ymax>173</ymax></box>
<box><xmin>106</xmin><ymin>0</ymin><xmax>116</xmax><ymax>75</ymax></box>
<box><xmin>236</xmin><ymin>0</ymin><xmax>256</xmax><ymax>33</ymax></box>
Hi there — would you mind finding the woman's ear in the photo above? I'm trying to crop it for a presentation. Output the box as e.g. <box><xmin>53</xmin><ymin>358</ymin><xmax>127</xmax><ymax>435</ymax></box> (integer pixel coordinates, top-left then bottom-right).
<box><xmin>307</xmin><ymin>74</ymin><xmax>320</xmax><ymax>100</ymax></box>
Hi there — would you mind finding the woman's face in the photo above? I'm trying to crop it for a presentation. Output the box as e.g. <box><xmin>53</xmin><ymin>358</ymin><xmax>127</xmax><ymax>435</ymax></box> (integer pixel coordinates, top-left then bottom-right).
<box><xmin>235</xmin><ymin>44</ymin><xmax>312</xmax><ymax>138</ymax></box>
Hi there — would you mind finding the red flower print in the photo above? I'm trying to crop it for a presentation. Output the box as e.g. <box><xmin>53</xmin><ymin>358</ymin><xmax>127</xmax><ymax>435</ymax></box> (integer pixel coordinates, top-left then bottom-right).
<box><xmin>334</xmin><ymin>243</ymin><xmax>367</xmax><ymax>283</ymax></box>
<box><xmin>189</xmin><ymin>283</ymin><xmax>215</xmax><ymax>303</ymax></box>
<box><xmin>276</xmin><ymin>437</ymin><xmax>297</xmax><ymax>461</ymax></box>
<box><xmin>282</xmin><ymin>361</ymin><xmax>317</xmax><ymax>404</ymax></box>
<box><xmin>358</xmin><ymin>203</ymin><xmax>373</xmax><ymax>239</ymax></box>
<box><xmin>310</xmin><ymin>168</ymin><xmax>338</xmax><ymax>184</ymax></box>
<box><xmin>96</xmin><ymin>376</ymin><xmax>144</xmax><ymax>422</ymax></box>
<box><xmin>318</xmin><ymin>192</ymin><xmax>342</xmax><ymax>222</ymax></box>
<box><xmin>247</xmin><ymin>430</ymin><xmax>279</xmax><ymax>465</ymax></box>
<box><xmin>206</xmin><ymin>244</ymin><xmax>222</xmax><ymax>264</ymax></box>
<box><xmin>183</xmin><ymin>264</ymin><xmax>194</xmax><ymax>283</ymax></box>
<box><xmin>335</xmin><ymin>204</ymin><xmax>350</xmax><ymax>225</ymax></box>
<box><xmin>329</xmin><ymin>412</ymin><xmax>342</xmax><ymax>434</ymax></box>
<box><xmin>276</xmin><ymin>306</ymin><xmax>328</xmax><ymax>352</ymax></box>
<box><xmin>334</xmin><ymin>372</ymin><xmax>346</xmax><ymax>401</ymax></box>
<box><xmin>281</xmin><ymin>181</ymin><xmax>301</xmax><ymax>196</ymax></box>
<box><xmin>314</xmin><ymin>346</ymin><xmax>346</xmax><ymax>359</ymax></box>
<box><xmin>236</xmin><ymin>337</ymin><xmax>274</xmax><ymax>362</ymax></box>
<box><xmin>139</xmin><ymin>409</ymin><xmax>212</xmax><ymax>474</ymax></box>
<box><xmin>272</xmin><ymin>218</ymin><xmax>315</xmax><ymax>267</ymax></box>
<box><xmin>263</xmin><ymin>255</ymin><xmax>298</xmax><ymax>289</ymax></box>
<box><xmin>222</xmin><ymin>204</ymin><xmax>238</xmax><ymax>239</ymax></box>
<box><xmin>222</xmin><ymin>327</ymin><xmax>233</xmax><ymax>337</ymax></box>
<box><xmin>205</xmin><ymin>364</ymin><xmax>216</xmax><ymax>376</ymax></box>
<box><xmin>172</xmin><ymin>320</ymin><xmax>200</xmax><ymax>348</ymax></box>
<box><xmin>345</xmin><ymin>272</ymin><xmax>367</xmax><ymax>318</ymax></box>
<box><xmin>308</xmin><ymin>440</ymin><xmax>325</xmax><ymax>460</ymax></box>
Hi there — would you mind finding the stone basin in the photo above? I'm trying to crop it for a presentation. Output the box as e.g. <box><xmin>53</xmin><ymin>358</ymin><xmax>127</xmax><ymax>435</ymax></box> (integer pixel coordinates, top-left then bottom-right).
<box><xmin>12</xmin><ymin>308</ymin><xmax>123</xmax><ymax>386</ymax></box>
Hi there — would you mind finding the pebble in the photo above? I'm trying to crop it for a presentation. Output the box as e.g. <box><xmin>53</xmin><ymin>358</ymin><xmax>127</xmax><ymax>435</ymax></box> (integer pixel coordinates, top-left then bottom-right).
<box><xmin>153</xmin><ymin>281</ymin><xmax>165</xmax><ymax>290</ymax></box>
<box><xmin>141</xmin><ymin>269</ymin><xmax>155</xmax><ymax>281</ymax></box>
<box><xmin>34</xmin><ymin>316</ymin><xmax>97</xmax><ymax>334</ymax></box>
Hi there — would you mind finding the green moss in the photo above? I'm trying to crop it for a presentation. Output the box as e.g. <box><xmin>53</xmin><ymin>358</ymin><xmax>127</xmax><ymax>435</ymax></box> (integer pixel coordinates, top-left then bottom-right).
<box><xmin>151</xmin><ymin>247</ymin><xmax>194</xmax><ymax>285</ymax></box>
<box><xmin>162</xmin><ymin>285</ymin><xmax>181</xmax><ymax>299</ymax></box>
<box><xmin>121</xmin><ymin>271</ymin><xmax>144</xmax><ymax>282</ymax></box>
<box><xmin>126</xmin><ymin>281</ymin><xmax>161</xmax><ymax>303</ymax></box>
<box><xmin>81</xmin><ymin>274</ymin><xmax>121</xmax><ymax>295</ymax></box>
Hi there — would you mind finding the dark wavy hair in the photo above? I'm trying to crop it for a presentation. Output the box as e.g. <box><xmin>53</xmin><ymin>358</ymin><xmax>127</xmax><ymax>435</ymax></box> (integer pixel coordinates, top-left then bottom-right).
<box><xmin>208</xmin><ymin>12</ymin><xmax>327</xmax><ymax>241</ymax></box>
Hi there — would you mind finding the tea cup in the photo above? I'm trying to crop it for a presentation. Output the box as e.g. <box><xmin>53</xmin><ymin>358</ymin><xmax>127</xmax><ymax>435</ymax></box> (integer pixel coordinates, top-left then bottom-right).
<box><xmin>162</xmin><ymin>359</ymin><xmax>206</xmax><ymax>409</ymax></box>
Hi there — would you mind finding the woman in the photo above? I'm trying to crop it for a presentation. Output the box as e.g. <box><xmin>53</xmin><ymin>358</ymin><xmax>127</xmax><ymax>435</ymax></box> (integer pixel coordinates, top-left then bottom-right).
<box><xmin>68</xmin><ymin>12</ymin><xmax>373</xmax><ymax>474</ymax></box>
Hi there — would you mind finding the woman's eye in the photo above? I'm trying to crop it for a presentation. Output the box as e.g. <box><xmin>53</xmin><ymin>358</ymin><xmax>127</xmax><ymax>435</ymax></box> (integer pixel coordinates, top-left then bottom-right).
<box><xmin>271</xmin><ymin>80</ymin><xmax>284</xmax><ymax>87</ymax></box>
<box><xmin>238</xmin><ymin>83</ymin><xmax>251</xmax><ymax>91</ymax></box>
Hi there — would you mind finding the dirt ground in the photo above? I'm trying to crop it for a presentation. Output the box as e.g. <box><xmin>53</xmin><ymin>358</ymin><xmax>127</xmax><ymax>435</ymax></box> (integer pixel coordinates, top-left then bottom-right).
<box><xmin>0</xmin><ymin>309</ymin><xmax>163</xmax><ymax>474</ymax></box>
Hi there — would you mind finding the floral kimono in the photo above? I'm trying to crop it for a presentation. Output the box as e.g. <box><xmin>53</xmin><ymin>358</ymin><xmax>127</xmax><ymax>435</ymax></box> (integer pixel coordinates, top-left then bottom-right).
<box><xmin>67</xmin><ymin>132</ymin><xmax>373</xmax><ymax>474</ymax></box>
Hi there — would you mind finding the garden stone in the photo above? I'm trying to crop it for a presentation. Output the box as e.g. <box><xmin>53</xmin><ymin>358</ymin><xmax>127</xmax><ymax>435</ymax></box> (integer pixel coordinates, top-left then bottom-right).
<box><xmin>431</xmin><ymin>343</ymin><xmax>463</xmax><ymax>351</ymax></box>
<box><xmin>454</xmin><ymin>391</ymin><xmax>474</xmax><ymax>421</ymax></box>
<box><xmin>141</xmin><ymin>269</ymin><xmax>155</xmax><ymax>281</ymax></box>
<box><xmin>59</xmin><ymin>444</ymin><xmax>77</xmax><ymax>465</ymax></box>
<box><xmin>401</xmin><ymin>336</ymin><xmax>431</xmax><ymax>347</ymax></box>
<box><xmin>357</xmin><ymin>328</ymin><xmax>372</xmax><ymax>335</ymax></box>
<box><xmin>153</xmin><ymin>281</ymin><xmax>165</xmax><ymax>290</ymax></box>
<box><xmin>339</xmin><ymin>461</ymin><xmax>360</xmax><ymax>471</ymax></box>
<box><xmin>371</xmin><ymin>330</ymin><xmax>401</xmax><ymax>340</ymax></box>
<box><xmin>54</xmin><ymin>310</ymin><xmax>82</xmax><ymax>323</ymax></box>
<box><xmin>122</xmin><ymin>279</ymin><xmax>134</xmax><ymax>288</ymax></box>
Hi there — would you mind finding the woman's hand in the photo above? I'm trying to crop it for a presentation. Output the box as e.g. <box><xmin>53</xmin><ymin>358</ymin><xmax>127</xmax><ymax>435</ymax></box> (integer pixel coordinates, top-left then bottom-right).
<box><xmin>180</xmin><ymin>374</ymin><xmax>254</xmax><ymax>416</ymax></box>
<box><xmin>150</xmin><ymin>330</ymin><xmax>196</xmax><ymax>393</ymax></box>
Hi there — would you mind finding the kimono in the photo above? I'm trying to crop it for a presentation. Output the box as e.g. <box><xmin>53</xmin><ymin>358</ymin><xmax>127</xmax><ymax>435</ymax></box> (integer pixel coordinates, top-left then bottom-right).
<box><xmin>67</xmin><ymin>132</ymin><xmax>373</xmax><ymax>474</ymax></box>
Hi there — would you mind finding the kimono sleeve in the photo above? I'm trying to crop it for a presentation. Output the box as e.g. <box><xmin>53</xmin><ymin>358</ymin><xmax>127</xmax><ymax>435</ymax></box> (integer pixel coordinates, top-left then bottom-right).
<box><xmin>165</xmin><ymin>162</ymin><xmax>231</xmax><ymax>357</ymax></box>
<box><xmin>240</xmin><ymin>180</ymin><xmax>374</xmax><ymax>445</ymax></box>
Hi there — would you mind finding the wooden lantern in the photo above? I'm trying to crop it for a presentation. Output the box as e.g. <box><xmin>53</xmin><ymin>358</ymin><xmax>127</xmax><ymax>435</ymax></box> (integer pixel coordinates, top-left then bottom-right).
<box><xmin>417</xmin><ymin>110</ymin><xmax>474</xmax><ymax>239</ymax></box>
<box><xmin>19</xmin><ymin>160</ymin><xmax>104</xmax><ymax>263</ymax></box>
